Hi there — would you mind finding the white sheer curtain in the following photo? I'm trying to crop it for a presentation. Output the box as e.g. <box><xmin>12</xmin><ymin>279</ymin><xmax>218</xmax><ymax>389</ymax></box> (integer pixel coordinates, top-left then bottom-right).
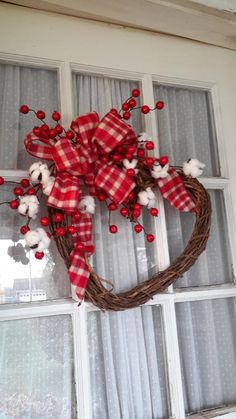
<box><xmin>73</xmin><ymin>74</ymin><xmax>169</xmax><ymax>418</ymax></box>
<box><xmin>0</xmin><ymin>315</ymin><xmax>76</xmax><ymax>418</ymax></box>
<box><xmin>155</xmin><ymin>84</ymin><xmax>236</xmax><ymax>413</ymax></box>
<box><xmin>0</xmin><ymin>64</ymin><xmax>71</xmax><ymax>303</ymax></box>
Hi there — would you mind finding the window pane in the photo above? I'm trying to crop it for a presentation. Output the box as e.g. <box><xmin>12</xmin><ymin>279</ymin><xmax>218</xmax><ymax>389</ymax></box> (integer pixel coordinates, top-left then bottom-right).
<box><xmin>87</xmin><ymin>306</ymin><xmax>169</xmax><ymax>419</ymax></box>
<box><xmin>176</xmin><ymin>298</ymin><xmax>236</xmax><ymax>413</ymax></box>
<box><xmin>0</xmin><ymin>315</ymin><xmax>76</xmax><ymax>418</ymax></box>
<box><xmin>0</xmin><ymin>63</ymin><xmax>58</xmax><ymax>169</ymax></box>
<box><xmin>0</xmin><ymin>185</ymin><xmax>71</xmax><ymax>303</ymax></box>
<box><xmin>154</xmin><ymin>84</ymin><xmax>220</xmax><ymax>177</ymax></box>
<box><xmin>165</xmin><ymin>190</ymin><xmax>232</xmax><ymax>288</ymax></box>
<box><xmin>73</xmin><ymin>73</ymin><xmax>159</xmax><ymax>290</ymax></box>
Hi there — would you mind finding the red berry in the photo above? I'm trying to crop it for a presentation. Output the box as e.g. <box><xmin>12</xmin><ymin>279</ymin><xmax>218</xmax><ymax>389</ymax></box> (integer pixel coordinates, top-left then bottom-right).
<box><xmin>35</xmin><ymin>251</ymin><xmax>45</xmax><ymax>260</ymax></box>
<box><xmin>145</xmin><ymin>141</ymin><xmax>154</xmax><ymax>150</ymax></box>
<box><xmin>123</xmin><ymin>111</ymin><xmax>131</xmax><ymax>120</ymax></box>
<box><xmin>55</xmin><ymin>227</ymin><xmax>66</xmax><ymax>237</ymax></box>
<box><xmin>156</xmin><ymin>101</ymin><xmax>164</xmax><ymax>110</ymax></box>
<box><xmin>10</xmin><ymin>200</ymin><xmax>19</xmax><ymax>209</ymax></box>
<box><xmin>49</xmin><ymin>128</ymin><xmax>57</xmax><ymax>138</ymax></box>
<box><xmin>125</xmin><ymin>153</ymin><xmax>133</xmax><ymax>161</ymax></box>
<box><xmin>97</xmin><ymin>193</ymin><xmax>106</xmax><ymax>202</ymax></box>
<box><xmin>132</xmin><ymin>209</ymin><xmax>141</xmax><ymax>218</ymax></box>
<box><xmin>40</xmin><ymin>217</ymin><xmax>50</xmax><ymax>227</ymax></box>
<box><xmin>145</xmin><ymin>157</ymin><xmax>154</xmax><ymax>167</ymax></box>
<box><xmin>122</xmin><ymin>102</ymin><xmax>130</xmax><ymax>111</ymax></box>
<box><xmin>112</xmin><ymin>153</ymin><xmax>122</xmax><ymax>162</ymax></box>
<box><xmin>108</xmin><ymin>203</ymin><xmax>118</xmax><ymax>211</ymax></box>
<box><xmin>128</xmin><ymin>191</ymin><xmax>135</xmax><ymax>200</ymax></box>
<box><xmin>146</xmin><ymin>234</ymin><xmax>155</xmax><ymax>243</ymax></box>
<box><xmin>76</xmin><ymin>136</ymin><xmax>82</xmax><ymax>144</ymax></box>
<box><xmin>159</xmin><ymin>156</ymin><xmax>169</xmax><ymax>166</ymax></box>
<box><xmin>120</xmin><ymin>207</ymin><xmax>128</xmax><ymax>217</ymax></box>
<box><xmin>109</xmin><ymin>225</ymin><xmax>118</xmax><ymax>234</ymax></box>
<box><xmin>67</xmin><ymin>225</ymin><xmax>76</xmax><ymax>234</ymax></box>
<box><xmin>14</xmin><ymin>187</ymin><xmax>23</xmax><ymax>196</ymax></box>
<box><xmin>75</xmin><ymin>242</ymin><xmax>85</xmax><ymax>252</ymax></box>
<box><xmin>52</xmin><ymin>111</ymin><xmax>61</xmax><ymax>121</ymax></box>
<box><xmin>133</xmin><ymin>203</ymin><xmax>141</xmax><ymax>210</ymax></box>
<box><xmin>47</xmin><ymin>232</ymin><xmax>52</xmax><ymax>238</ymax></box>
<box><xmin>36</xmin><ymin>110</ymin><xmax>45</xmax><ymax>120</ymax></box>
<box><xmin>33</xmin><ymin>126</ymin><xmax>41</xmax><ymax>136</ymax></box>
<box><xmin>141</xmin><ymin>105</ymin><xmax>150</xmax><ymax>114</ymax></box>
<box><xmin>127</xmin><ymin>168</ymin><xmax>135</xmax><ymax>177</ymax></box>
<box><xmin>20</xmin><ymin>105</ymin><xmax>29</xmax><ymax>114</ymax></box>
<box><xmin>0</xmin><ymin>176</ymin><xmax>4</xmax><ymax>185</ymax></box>
<box><xmin>54</xmin><ymin>213</ymin><xmax>64</xmax><ymax>223</ymax></box>
<box><xmin>100</xmin><ymin>155</ymin><xmax>109</xmax><ymax>164</ymax></box>
<box><xmin>73</xmin><ymin>211</ymin><xmax>82</xmax><ymax>221</ymax></box>
<box><xmin>150</xmin><ymin>208</ymin><xmax>159</xmax><ymax>217</ymax></box>
<box><xmin>86</xmin><ymin>244</ymin><xmax>95</xmax><ymax>254</ymax></box>
<box><xmin>134</xmin><ymin>224</ymin><xmax>143</xmax><ymax>233</ymax></box>
<box><xmin>55</xmin><ymin>124</ymin><xmax>63</xmax><ymax>134</ymax></box>
<box><xmin>20</xmin><ymin>225</ymin><xmax>30</xmax><ymax>235</ymax></box>
<box><xmin>128</xmin><ymin>98</ymin><xmax>137</xmax><ymax>108</ymax></box>
<box><xmin>110</xmin><ymin>108</ymin><xmax>118</xmax><ymax>116</ymax></box>
<box><xmin>137</xmin><ymin>148</ymin><xmax>145</xmax><ymax>158</ymax></box>
<box><xmin>132</xmin><ymin>88</ymin><xmax>140</xmax><ymax>98</ymax></box>
<box><xmin>127</xmin><ymin>145</ymin><xmax>136</xmax><ymax>154</ymax></box>
<box><xmin>20</xmin><ymin>178</ymin><xmax>30</xmax><ymax>188</ymax></box>
<box><xmin>66</xmin><ymin>130</ymin><xmax>75</xmax><ymax>140</ymax></box>
<box><xmin>26</xmin><ymin>188</ymin><xmax>36</xmax><ymax>195</ymax></box>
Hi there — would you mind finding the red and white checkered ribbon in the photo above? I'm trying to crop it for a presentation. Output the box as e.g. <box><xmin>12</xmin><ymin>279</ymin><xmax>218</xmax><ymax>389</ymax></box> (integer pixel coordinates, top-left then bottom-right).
<box><xmin>156</xmin><ymin>167</ymin><xmax>196</xmax><ymax>212</ymax></box>
<box><xmin>69</xmin><ymin>213</ymin><xmax>94</xmax><ymax>303</ymax></box>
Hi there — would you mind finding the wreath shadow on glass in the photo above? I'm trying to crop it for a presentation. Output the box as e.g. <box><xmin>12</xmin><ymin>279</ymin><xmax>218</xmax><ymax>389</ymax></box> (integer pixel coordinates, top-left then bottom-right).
<box><xmin>1</xmin><ymin>88</ymin><xmax>211</xmax><ymax>311</ymax></box>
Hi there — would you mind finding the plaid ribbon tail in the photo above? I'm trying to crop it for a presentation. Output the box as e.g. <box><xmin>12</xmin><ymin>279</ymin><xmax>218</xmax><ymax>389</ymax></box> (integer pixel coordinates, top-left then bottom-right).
<box><xmin>69</xmin><ymin>213</ymin><xmax>94</xmax><ymax>303</ymax></box>
<box><xmin>47</xmin><ymin>173</ymin><xmax>81</xmax><ymax>211</ymax></box>
<box><xmin>24</xmin><ymin>133</ymin><xmax>55</xmax><ymax>160</ymax></box>
<box><xmin>157</xmin><ymin>168</ymin><xmax>196</xmax><ymax>212</ymax></box>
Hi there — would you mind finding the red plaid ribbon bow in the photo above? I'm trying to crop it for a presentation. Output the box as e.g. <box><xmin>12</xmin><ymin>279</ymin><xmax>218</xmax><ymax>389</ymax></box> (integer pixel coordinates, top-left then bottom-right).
<box><xmin>24</xmin><ymin>111</ymin><xmax>137</xmax><ymax>303</ymax></box>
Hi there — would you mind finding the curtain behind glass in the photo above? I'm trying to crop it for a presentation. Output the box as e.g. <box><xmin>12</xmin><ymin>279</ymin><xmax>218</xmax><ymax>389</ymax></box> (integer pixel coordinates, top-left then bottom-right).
<box><xmin>0</xmin><ymin>64</ymin><xmax>58</xmax><ymax>169</ymax></box>
<box><xmin>73</xmin><ymin>74</ymin><xmax>168</xmax><ymax>418</ymax></box>
<box><xmin>0</xmin><ymin>315</ymin><xmax>76</xmax><ymax>418</ymax></box>
<box><xmin>176</xmin><ymin>298</ymin><xmax>236</xmax><ymax>413</ymax></box>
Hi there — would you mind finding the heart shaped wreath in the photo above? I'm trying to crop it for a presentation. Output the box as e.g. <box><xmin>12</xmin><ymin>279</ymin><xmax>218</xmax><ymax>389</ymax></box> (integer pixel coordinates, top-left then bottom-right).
<box><xmin>0</xmin><ymin>88</ymin><xmax>211</xmax><ymax>311</ymax></box>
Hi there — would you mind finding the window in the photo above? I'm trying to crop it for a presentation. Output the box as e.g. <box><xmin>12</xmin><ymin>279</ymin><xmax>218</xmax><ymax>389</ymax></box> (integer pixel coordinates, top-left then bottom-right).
<box><xmin>0</xmin><ymin>56</ymin><xmax>236</xmax><ymax>419</ymax></box>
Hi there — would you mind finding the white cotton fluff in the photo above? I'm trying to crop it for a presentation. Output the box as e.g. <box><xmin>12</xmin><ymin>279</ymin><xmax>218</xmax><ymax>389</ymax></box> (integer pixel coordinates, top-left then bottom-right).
<box><xmin>137</xmin><ymin>132</ymin><xmax>151</xmax><ymax>143</ymax></box>
<box><xmin>138</xmin><ymin>187</ymin><xmax>156</xmax><ymax>209</ymax></box>
<box><xmin>42</xmin><ymin>176</ymin><xmax>55</xmax><ymax>196</ymax></box>
<box><xmin>151</xmin><ymin>162</ymin><xmax>169</xmax><ymax>179</ymax></box>
<box><xmin>78</xmin><ymin>196</ymin><xmax>95</xmax><ymax>214</ymax></box>
<box><xmin>18</xmin><ymin>195</ymin><xmax>39</xmax><ymax>219</ymax></box>
<box><xmin>25</xmin><ymin>228</ymin><xmax>51</xmax><ymax>252</ymax></box>
<box><xmin>122</xmin><ymin>158</ymin><xmax>138</xmax><ymax>174</ymax></box>
<box><xmin>29</xmin><ymin>161</ymin><xmax>49</xmax><ymax>183</ymax></box>
<box><xmin>183</xmin><ymin>158</ymin><xmax>205</xmax><ymax>178</ymax></box>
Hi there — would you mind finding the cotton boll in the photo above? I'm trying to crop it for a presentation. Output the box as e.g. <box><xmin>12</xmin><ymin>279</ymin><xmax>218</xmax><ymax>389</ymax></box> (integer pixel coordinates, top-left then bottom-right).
<box><xmin>183</xmin><ymin>158</ymin><xmax>205</xmax><ymax>178</ymax></box>
<box><xmin>25</xmin><ymin>228</ymin><xmax>51</xmax><ymax>252</ymax></box>
<box><xmin>137</xmin><ymin>132</ymin><xmax>151</xmax><ymax>143</ymax></box>
<box><xmin>18</xmin><ymin>195</ymin><xmax>39</xmax><ymax>219</ymax></box>
<box><xmin>151</xmin><ymin>163</ymin><xmax>169</xmax><ymax>179</ymax></box>
<box><xmin>138</xmin><ymin>187</ymin><xmax>156</xmax><ymax>208</ymax></box>
<box><xmin>78</xmin><ymin>196</ymin><xmax>95</xmax><ymax>214</ymax></box>
<box><xmin>42</xmin><ymin>176</ymin><xmax>55</xmax><ymax>196</ymax></box>
<box><xmin>29</xmin><ymin>161</ymin><xmax>43</xmax><ymax>183</ymax></box>
<box><xmin>138</xmin><ymin>190</ymin><xmax>149</xmax><ymax>206</ymax></box>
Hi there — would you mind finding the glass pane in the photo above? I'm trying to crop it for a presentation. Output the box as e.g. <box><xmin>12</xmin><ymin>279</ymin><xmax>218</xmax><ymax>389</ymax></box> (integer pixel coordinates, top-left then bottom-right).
<box><xmin>0</xmin><ymin>184</ymin><xmax>71</xmax><ymax>304</ymax></box>
<box><xmin>176</xmin><ymin>298</ymin><xmax>236</xmax><ymax>413</ymax></box>
<box><xmin>0</xmin><ymin>63</ymin><xmax>58</xmax><ymax>169</ymax></box>
<box><xmin>165</xmin><ymin>190</ymin><xmax>232</xmax><ymax>288</ymax></box>
<box><xmin>0</xmin><ymin>315</ymin><xmax>76</xmax><ymax>418</ymax></box>
<box><xmin>73</xmin><ymin>73</ymin><xmax>159</xmax><ymax>291</ymax></box>
<box><xmin>154</xmin><ymin>84</ymin><xmax>220</xmax><ymax>177</ymax></box>
<box><xmin>87</xmin><ymin>305</ymin><xmax>169</xmax><ymax>419</ymax></box>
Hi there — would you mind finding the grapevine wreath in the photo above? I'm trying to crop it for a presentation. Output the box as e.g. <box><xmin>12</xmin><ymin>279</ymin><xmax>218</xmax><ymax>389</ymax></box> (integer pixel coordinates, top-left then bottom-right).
<box><xmin>0</xmin><ymin>88</ymin><xmax>211</xmax><ymax>311</ymax></box>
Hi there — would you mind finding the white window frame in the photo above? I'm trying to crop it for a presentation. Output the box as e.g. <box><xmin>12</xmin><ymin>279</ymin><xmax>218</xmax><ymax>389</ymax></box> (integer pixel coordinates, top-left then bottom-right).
<box><xmin>0</xmin><ymin>52</ymin><xmax>236</xmax><ymax>419</ymax></box>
